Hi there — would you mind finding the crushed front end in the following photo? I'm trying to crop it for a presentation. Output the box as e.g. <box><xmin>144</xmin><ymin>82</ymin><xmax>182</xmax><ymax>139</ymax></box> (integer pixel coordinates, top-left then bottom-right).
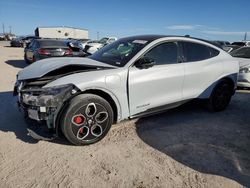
<box><xmin>13</xmin><ymin>76</ymin><xmax>79</xmax><ymax>140</ymax></box>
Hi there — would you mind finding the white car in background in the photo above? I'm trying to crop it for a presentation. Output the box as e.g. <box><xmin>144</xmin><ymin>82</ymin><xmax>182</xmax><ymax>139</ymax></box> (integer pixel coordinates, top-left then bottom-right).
<box><xmin>84</xmin><ymin>37</ymin><xmax>117</xmax><ymax>55</ymax></box>
<box><xmin>231</xmin><ymin>46</ymin><xmax>250</xmax><ymax>88</ymax></box>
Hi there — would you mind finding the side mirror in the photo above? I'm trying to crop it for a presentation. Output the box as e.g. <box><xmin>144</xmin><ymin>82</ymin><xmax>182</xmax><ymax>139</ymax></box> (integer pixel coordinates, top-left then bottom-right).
<box><xmin>135</xmin><ymin>57</ymin><xmax>155</xmax><ymax>69</ymax></box>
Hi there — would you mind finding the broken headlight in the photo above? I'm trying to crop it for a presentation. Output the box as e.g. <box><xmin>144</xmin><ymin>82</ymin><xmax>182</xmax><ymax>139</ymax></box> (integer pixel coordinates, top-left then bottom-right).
<box><xmin>22</xmin><ymin>84</ymin><xmax>78</xmax><ymax>107</ymax></box>
<box><xmin>41</xmin><ymin>84</ymin><xmax>75</xmax><ymax>95</ymax></box>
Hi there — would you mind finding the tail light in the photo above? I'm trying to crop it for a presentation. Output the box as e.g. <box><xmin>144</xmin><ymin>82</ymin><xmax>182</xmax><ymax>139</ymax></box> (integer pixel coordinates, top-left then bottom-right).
<box><xmin>38</xmin><ymin>48</ymin><xmax>50</xmax><ymax>55</ymax></box>
<box><xmin>65</xmin><ymin>48</ymin><xmax>73</xmax><ymax>56</ymax></box>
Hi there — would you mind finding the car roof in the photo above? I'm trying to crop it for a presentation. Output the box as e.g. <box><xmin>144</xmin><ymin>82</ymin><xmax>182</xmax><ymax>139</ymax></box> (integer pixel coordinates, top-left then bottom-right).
<box><xmin>121</xmin><ymin>35</ymin><xmax>218</xmax><ymax>47</ymax></box>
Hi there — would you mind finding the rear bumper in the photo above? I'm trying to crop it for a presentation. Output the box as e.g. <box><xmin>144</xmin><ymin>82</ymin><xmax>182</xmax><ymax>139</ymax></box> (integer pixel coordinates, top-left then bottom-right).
<box><xmin>237</xmin><ymin>73</ymin><xmax>250</xmax><ymax>88</ymax></box>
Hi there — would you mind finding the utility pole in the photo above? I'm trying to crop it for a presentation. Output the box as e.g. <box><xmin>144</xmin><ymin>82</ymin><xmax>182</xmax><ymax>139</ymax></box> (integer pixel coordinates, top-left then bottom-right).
<box><xmin>2</xmin><ymin>23</ymin><xmax>5</xmax><ymax>34</ymax></box>
<box><xmin>244</xmin><ymin>32</ymin><xmax>247</xmax><ymax>41</ymax></box>
<box><xmin>97</xmin><ymin>31</ymin><xmax>99</xmax><ymax>40</ymax></box>
<box><xmin>9</xmin><ymin>26</ymin><xmax>12</xmax><ymax>34</ymax></box>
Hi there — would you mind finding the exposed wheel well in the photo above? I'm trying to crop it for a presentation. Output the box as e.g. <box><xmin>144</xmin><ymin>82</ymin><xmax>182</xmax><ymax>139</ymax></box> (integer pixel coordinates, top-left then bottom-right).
<box><xmin>220</xmin><ymin>77</ymin><xmax>235</xmax><ymax>95</ymax></box>
<box><xmin>82</xmin><ymin>89</ymin><xmax>118</xmax><ymax>123</ymax></box>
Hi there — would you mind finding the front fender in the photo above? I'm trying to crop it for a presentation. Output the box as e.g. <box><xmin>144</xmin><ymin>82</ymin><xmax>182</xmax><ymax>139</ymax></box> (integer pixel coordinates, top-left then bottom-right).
<box><xmin>45</xmin><ymin>68</ymin><xmax>130</xmax><ymax>122</ymax></box>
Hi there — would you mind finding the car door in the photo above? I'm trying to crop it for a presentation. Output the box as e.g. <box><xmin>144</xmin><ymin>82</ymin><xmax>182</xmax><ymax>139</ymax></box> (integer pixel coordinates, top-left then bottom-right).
<box><xmin>180</xmin><ymin>41</ymin><xmax>222</xmax><ymax>100</ymax></box>
<box><xmin>128</xmin><ymin>41</ymin><xmax>184</xmax><ymax>116</ymax></box>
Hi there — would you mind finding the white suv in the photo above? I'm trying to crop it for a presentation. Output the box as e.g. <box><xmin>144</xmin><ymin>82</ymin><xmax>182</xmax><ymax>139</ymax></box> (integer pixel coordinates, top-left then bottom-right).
<box><xmin>15</xmin><ymin>35</ymin><xmax>239</xmax><ymax>145</ymax></box>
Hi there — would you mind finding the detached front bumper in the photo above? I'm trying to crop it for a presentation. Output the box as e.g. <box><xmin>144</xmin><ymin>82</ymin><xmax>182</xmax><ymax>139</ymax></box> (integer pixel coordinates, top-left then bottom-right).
<box><xmin>14</xmin><ymin>83</ymin><xmax>78</xmax><ymax>126</ymax></box>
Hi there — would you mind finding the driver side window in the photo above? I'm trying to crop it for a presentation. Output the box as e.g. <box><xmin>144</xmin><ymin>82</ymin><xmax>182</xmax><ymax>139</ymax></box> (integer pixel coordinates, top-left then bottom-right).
<box><xmin>144</xmin><ymin>42</ymin><xmax>178</xmax><ymax>65</ymax></box>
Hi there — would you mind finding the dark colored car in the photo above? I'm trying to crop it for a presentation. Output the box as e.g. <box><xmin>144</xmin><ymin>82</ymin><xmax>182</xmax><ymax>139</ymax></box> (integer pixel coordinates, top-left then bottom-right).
<box><xmin>211</xmin><ymin>40</ymin><xmax>230</xmax><ymax>48</ymax></box>
<box><xmin>24</xmin><ymin>39</ymin><xmax>73</xmax><ymax>63</ymax></box>
<box><xmin>11</xmin><ymin>36</ymin><xmax>38</xmax><ymax>47</ymax></box>
<box><xmin>230</xmin><ymin>46</ymin><xmax>250</xmax><ymax>58</ymax></box>
<box><xmin>231</xmin><ymin>42</ymin><xmax>246</xmax><ymax>46</ymax></box>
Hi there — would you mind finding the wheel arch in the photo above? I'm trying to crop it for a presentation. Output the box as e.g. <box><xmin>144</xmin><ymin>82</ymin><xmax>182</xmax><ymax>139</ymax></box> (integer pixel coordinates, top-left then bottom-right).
<box><xmin>198</xmin><ymin>74</ymin><xmax>237</xmax><ymax>99</ymax></box>
<box><xmin>81</xmin><ymin>89</ymin><xmax>119</xmax><ymax>123</ymax></box>
<box><xmin>54</xmin><ymin>88</ymin><xmax>120</xmax><ymax>138</ymax></box>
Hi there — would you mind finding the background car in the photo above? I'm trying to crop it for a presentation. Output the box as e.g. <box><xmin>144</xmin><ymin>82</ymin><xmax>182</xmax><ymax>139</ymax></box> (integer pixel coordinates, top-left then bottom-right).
<box><xmin>76</xmin><ymin>39</ymin><xmax>91</xmax><ymax>50</ymax></box>
<box><xmin>231</xmin><ymin>41</ymin><xmax>247</xmax><ymax>47</ymax></box>
<box><xmin>11</xmin><ymin>36</ymin><xmax>38</xmax><ymax>47</ymax></box>
<box><xmin>66</xmin><ymin>40</ymin><xmax>87</xmax><ymax>57</ymax></box>
<box><xmin>231</xmin><ymin>46</ymin><xmax>250</xmax><ymax>88</ymax></box>
<box><xmin>223</xmin><ymin>44</ymin><xmax>241</xmax><ymax>53</ymax></box>
<box><xmin>211</xmin><ymin>40</ymin><xmax>230</xmax><ymax>48</ymax></box>
<box><xmin>84</xmin><ymin>37</ymin><xmax>117</xmax><ymax>55</ymax></box>
<box><xmin>24</xmin><ymin>39</ymin><xmax>73</xmax><ymax>63</ymax></box>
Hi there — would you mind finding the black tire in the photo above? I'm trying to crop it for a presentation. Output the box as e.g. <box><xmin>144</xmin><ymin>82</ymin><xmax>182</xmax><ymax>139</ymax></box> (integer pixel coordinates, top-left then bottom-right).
<box><xmin>60</xmin><ymin>94</ymin><xmax>114</xmax><ymax>145</ymax></box>
<box><xmin>207</xmin><ymin>80</ymin><xmax>233</xmax><ymax>111</ymax></box>
<box><xmin>24</xmin><ymin>54</ymin><xmax>30</xmax><ymax>64</ymax></box>
<box><xmin>32</xmin><ymin>56</ymin><xmax>36</xmax><ymax>63</ymax></box>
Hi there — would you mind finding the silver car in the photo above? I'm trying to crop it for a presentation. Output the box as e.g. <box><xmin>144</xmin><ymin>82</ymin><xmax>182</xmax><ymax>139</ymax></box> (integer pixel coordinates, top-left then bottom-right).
<box><xmin>14</xmin><ymin>35</ymin><xmax>239</xmax><ymax>145</ymax></box>
<box><xmin>231</xmin><ymin>46</ymin><xmax>250</xmax><ymax>88</ymax></box>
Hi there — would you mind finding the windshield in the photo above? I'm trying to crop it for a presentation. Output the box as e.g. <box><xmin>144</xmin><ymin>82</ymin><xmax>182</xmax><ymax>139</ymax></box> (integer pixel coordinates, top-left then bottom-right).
<box><xmin>231</xmin><ymin>47</ymin><xmax>250</xmax><ymax>58</ymax></box>
<box><xmin>89</xmin><ymin>38</ymin><xmax>150</xmax><ymax>67</ymax></box>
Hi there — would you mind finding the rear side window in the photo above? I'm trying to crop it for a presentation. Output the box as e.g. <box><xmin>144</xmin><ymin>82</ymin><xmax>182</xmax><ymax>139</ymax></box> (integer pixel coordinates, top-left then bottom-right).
<box><xmin>181</xmin><ymin>42</ymin><xmax>219</xmax><ymax>62</ymax></box>
<box><xmin>144</xmin><ymin>42</ymin><xmax>178</xmax><ymax>65</ymax></box>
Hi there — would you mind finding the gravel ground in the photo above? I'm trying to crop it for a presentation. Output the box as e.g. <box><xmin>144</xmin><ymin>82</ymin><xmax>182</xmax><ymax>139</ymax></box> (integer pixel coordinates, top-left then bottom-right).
<box><xmin>0</xmin><ymin>41</ymin><xmax>249</xmax><ymax>188</ymax></box>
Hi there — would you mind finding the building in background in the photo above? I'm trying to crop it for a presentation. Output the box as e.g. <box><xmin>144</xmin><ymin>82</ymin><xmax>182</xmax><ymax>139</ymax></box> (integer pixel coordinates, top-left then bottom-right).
<box><xmin>35</xmin><ymin>26</ymin><xmax>88</xmax><ymax>39</ymax></box>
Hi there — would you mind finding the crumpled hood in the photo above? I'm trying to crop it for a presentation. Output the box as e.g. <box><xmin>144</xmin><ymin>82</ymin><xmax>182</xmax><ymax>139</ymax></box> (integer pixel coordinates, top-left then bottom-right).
<box><xmin>18</xmin><ymin>57</ymin><xmax>115</xmax><ymax>80</ymax></box>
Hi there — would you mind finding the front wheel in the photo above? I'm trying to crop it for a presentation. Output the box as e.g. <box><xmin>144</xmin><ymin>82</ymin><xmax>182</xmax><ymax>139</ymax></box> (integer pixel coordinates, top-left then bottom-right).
<box><xmin>207</xmin><ymin>80</ymin><xmax>233</xmax><ymax>111</ymax></box>
<box><xmin>60</xmin><ymin>94</ymin><xmax>114</xmax><ymax>145</ymax></box>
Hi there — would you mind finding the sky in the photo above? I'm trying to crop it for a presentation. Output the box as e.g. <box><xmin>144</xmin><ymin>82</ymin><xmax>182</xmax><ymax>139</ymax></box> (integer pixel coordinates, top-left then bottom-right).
<box><xmin>0</xmin><ymin>0</ymin><xmax>250</xmax><ymax>42</ymax></box>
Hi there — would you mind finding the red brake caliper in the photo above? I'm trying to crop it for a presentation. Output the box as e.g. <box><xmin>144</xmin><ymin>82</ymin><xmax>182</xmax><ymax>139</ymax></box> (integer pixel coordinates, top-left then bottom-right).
<box><xmin>73</xmin><ymin>115</ymin><xmax>85</xmax><ymax>125</ymax></box>
<box><xmin>79</xmin><ymin>127</ymin><xmax>84</xmax><ymax>134</ymax></box>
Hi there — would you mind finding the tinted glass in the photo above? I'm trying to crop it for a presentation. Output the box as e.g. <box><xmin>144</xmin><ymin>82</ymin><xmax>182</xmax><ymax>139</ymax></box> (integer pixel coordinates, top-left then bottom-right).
<box><xmin>39</xmin><ymin>40</ymin><xmax>67</xmax><ymax>47</ymax></box>
<box><xmin>144</xmin><ymin>42</ymin><xmax>178</xmax><ymax>65</ymax></box>
<box><xmin>182</xmin><ymin>42</ymin><xmax>219</xmax><ymax>62</ymax></box>
<box><xmin>231</xmin><ymin>47</ymin><xmax>250</xmax><ymax>58</ymax></box>
<box><xmin>210</xmin><ymin>47</ymin><xmax>220</xmax><ymax>57</ymax></box>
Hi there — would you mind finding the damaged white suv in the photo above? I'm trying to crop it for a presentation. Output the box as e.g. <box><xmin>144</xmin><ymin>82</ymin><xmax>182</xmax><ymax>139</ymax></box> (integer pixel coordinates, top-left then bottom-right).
<box><xmin>14</xmin><ymin>35</ymin><xmax>239</xmax><ymax>145</ymax></box>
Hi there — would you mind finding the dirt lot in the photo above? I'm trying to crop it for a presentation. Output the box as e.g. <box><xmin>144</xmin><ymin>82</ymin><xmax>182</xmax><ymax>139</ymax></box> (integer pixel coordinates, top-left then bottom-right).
<box><xmin>0</xmin><ymin>41</ymin><xmax>249</xmax><ymax>188</ymax></box>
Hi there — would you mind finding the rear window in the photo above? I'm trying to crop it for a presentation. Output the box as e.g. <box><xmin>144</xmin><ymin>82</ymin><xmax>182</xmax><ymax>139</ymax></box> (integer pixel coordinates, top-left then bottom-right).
<box><xmin>181</xmin><ymin>42</ymin><xmax>219</xmax><ymax>62</ymax></box>
<box><xmin>39</xmin><ymin>40</ymin><xmax>67</xmax><ymax>47</ymax></box>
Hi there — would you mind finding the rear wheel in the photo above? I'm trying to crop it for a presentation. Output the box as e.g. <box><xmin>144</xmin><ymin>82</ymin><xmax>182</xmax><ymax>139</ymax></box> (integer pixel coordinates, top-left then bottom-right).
<box><xmin>207</xmin><ymin>80</ymin><xmax>233</xmax><ymax>111</ymax></box>
<box><xmin>60</xmin><ymin>94</ymin><xmax>113</xmax><ymax>145</ymax></box>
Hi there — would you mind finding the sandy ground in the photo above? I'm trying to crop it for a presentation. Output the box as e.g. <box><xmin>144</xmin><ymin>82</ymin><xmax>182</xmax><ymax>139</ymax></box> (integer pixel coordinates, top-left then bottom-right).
<box><xmin>0</xmin><ymin>41</ymin><xmax>249</xmax><ymax>188</ymax></box>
